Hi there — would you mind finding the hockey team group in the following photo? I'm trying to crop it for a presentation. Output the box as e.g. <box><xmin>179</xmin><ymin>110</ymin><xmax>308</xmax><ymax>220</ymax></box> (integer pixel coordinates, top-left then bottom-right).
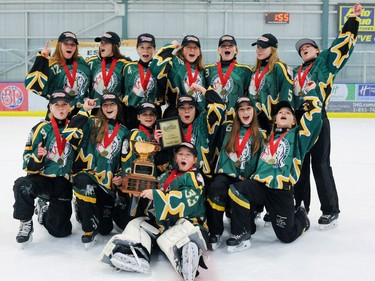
<box><xmin>12</xmin><ymin>3</ymin><xmax>362</xmax><ymax>281</ymax></box>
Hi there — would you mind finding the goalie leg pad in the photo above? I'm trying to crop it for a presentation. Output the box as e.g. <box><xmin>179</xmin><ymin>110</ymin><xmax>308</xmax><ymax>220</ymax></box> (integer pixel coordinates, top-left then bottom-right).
<box><xmin>99</xmin><ymin>217</ymin><xmax>152</xmax><ymax>266</ymax></box>
<box><xmin>156</xmin><ymin>218</ymin><xmax>207</xmax><ymax>275</ymax></box>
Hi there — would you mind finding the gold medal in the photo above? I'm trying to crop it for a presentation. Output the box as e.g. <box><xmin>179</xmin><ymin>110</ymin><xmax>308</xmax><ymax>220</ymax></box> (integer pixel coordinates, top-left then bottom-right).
<box><xmin>101</xmin><ymin>151</ymin><xmax>108</xmax><ymax>157</ymax></box>
<box><xmin>235</xmin><ymin>159</ymin><xmax>241</xmax><ymax>167</ymax></box>
<box><xmin>187</xmin><ymin>90</ymin><xmax>194</xmax><ymax>95</ymax></box>
<box><xmin>69</xmin><ymin>90</ymin><xmax>75</xmax><ymax>96</ymax></box>
<box><xmin>254</xmin><ymin>92</ymin><xmax>260</xmax><ymax>99</ymax></box>
<box><xmin>103</xmin><ymin>88</ymin><xmax>109</xmax><ymax>94</ymax></box>
<box><xmin>220</xmin><ymin>89</ymin><xmax>227</xmax><ymax>95</ymax></box>
<box><xmin>57</xmin><ymin>158</ymin><xmax>63</xmax><ymax>165</ymax></box>
<box><xmin>267</xmin><ymin>156</ymin><xmax>276</xmax><ymax>165</ymax></box>
<box><xmin>298</xmin><ymin>90</ymin><xmax>305</xmax><ymax>97</ymax></box>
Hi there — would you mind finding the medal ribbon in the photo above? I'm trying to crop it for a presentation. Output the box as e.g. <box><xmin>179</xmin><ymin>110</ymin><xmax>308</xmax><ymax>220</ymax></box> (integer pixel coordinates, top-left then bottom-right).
<box><xmin>137</xmin><ymin>63</ymin><xmax>151</xmax><ymax>91</ymax></box>
<box><xmin>297</xmin><ymin>62</ymin><xmax>313</xmax><ymax>89</ymax></box>
<box><xmin>103</xmin><ymin>121</ymin><xmax>120</xmax><ymax>149</ymax></box>
<box><xmin>51</xmin><ymin>116</ymin><xmax>67</xmax><ymax>156</ymax></box>
<box><xmin>185</xmin><ymin>62</ymin><xmax>199</xmax><ymax>86</ymax></box>
<box><xmin>60</xmin><ymin>60</ymin><xmax>77</xmax><ymax>89</ymax></box>
<box><xmin>235</xmin><ymin>127</ymin><xmax>252</xmax><ymax>158</ymax></box>
<box><xmin>101</xmin><ymin>58</ymin><xmax>118</xmax><ymax>89</ymax></box>
<box><xmin>269</xmin><ymin>131</ymin><xmax>289</xmax><ymax>157</ymax></box>
<box><xmin>139</xmin><ymin>124</ymin><xmax>153</xmax><ymax>141</ymax></box>
<box><xmin>254</xmin><ymin>65</ymin><xmax>269</xmax><ymax>92</ymax></box>
<box><xmin>184</xmin><ymin>124</ymin><xmax>193</xmax><ymax>142</ymax></box>
<box><xmin>217</xmin><ymin>61</ymin><xmax>236</xmax><ymax>88</ymax></box>
<box><xmin>163</xmin><ymin>167</ymin><xmax>193</xmax><ymax>191</ymax></box>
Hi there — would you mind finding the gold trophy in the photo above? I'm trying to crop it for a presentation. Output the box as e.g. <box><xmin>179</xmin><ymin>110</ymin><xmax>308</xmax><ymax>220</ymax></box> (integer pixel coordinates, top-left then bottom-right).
<box><xmin>121</xmin><ymin>140</ymin><xmax>160</xmax><ymax>195</ymax></box>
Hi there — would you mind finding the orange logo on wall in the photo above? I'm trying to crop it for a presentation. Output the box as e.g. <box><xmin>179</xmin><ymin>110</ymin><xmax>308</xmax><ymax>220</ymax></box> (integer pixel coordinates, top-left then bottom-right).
<box><xmin>0</xmin><ymin>83</ymin><xmax>28</xmax><ymax>111</ymax></box>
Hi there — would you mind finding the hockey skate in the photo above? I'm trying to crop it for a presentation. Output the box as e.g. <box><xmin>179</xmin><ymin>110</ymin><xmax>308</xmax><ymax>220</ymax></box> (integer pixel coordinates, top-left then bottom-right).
<box><xmin>318</xmin><ymin>213</ymin><xmax>339</xmax><ymax>230</ymax></box>
<box><xmin>16</xmin><ymin>220</ymin><xmax>34</xmax><ymax>246</ymax></box>
<box><xmin>208</xmin><ymin>234</ymin><xmax>221</xmax><ymax>251</ymax></box>
<box><xmin>226</xmin><ymin>232</ymin><xmax>251</xmax><ymax>253</ymax></box>
<box><xmin>110</xmin><ymin>245</ymin><xmax>151</xmax><ymax>274</ymax></box>
<box><xmin>296</xmin><ymin>206</ymin><xmax>310</xmax><ymax>232</ymax></box>
<box><xmin>181</xmin><ymin>242</ymin><xmax>200</xmax><ymax>281</ymax></box>
<box><xmin>82</xmin><ymin>230</ymin><xmax>98</xmax><ymax>249</ymax></box>
<box><xmin>34</xmin><ymin>198</ymin><xmax>48</xmax><ymax>225</ymax></box>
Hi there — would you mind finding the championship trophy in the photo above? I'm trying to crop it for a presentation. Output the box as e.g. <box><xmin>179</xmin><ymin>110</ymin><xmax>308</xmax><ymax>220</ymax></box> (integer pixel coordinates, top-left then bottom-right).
<box><xmin>121</xmin><ymin>140</ymin><xmax>160</xmax><ymax>195</ymax></box>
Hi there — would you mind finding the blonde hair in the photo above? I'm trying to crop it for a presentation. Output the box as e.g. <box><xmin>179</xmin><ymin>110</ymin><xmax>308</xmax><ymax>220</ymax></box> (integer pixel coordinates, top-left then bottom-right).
<box><xmin>254</xmin><ymin>47</ymin><xmax>281</xmax><ymax>73</ymax></box>
<box><xmin>50</xmin><ymin>42</ymin><xmax>79</xmax><ymax>65</ymax></box>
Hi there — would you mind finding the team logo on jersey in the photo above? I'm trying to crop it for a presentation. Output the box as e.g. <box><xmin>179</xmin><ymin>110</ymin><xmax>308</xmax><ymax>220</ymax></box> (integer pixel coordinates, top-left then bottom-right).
<box><xmin>293</xmin><ymin>74</ymin><xmax>311</xmax><ymax>97</ymax></box>
<box><xmin>227</xmin><ymin>140</ymin><xmax>251</xmax><ymax>169</ymax></box>
<box><xmin>260</xmin><ymin>138</ymin><xmax>290</xmax><ymax>168</ymax></box>
<box><xmin>1</xmin><ymin>85</ymin><xmax>24</xmax><ymax>109</ymax></box>
<box><xmin>248</xmin><ymin>76</ymin><xmax>271</xmax><ymax>97</ymax></box>
<box><xmin>47</xmin><ymin>139</ymin><xmax>73</xmax><ymax>166</ymax></box>
<box><xmin>96</xmin><ymin>134</ymin><xmax>122</xmax><ymax>161</ymax></box>
<box><xmin>183</xmin><ymin>71</ymin><xmax>204</xmax><ymax>103</ymax></box>
<box><xmin>132</xmin><ymin>74</ymin><xmax>155</xmax><ymax>98</ymax></box>
<box><xmin>211</xmin><ymin>74</ymin><xmax>234</xmax><ymax>103</ymax></box>
<box><xmin>92</xmin><ymin>69</ymin><xmax>119</xmax><ymax>95</ymax></box>
<box><xmin>64</xmin><ymin>69</ymin><xmax>89</xmax><ymax>98</ymax></box>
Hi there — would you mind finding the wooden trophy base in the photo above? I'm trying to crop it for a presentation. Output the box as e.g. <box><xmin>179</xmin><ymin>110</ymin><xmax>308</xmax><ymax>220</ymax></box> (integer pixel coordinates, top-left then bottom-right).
<box><xmin>121</xmin><ymin>173</ymin><xmax>160</xmax><ymax>196</ymax></box>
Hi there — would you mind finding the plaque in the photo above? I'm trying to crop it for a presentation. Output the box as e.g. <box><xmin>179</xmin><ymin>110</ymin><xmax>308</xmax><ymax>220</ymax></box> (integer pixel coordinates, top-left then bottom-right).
<box><xmin>156</xmin><ymin>117</ymin><xmax>184</xmax><ymax>149</ymax></box>
<box><xmin>121</xmin><ymin>140</ymin><xmax>160</xmax><ymax>195</ymax></box>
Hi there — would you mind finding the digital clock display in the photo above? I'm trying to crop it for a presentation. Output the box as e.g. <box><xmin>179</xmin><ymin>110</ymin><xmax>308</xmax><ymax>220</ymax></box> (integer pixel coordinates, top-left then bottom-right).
<box><xmin>265</xmin><ymin>12</ymin><xmax>290</xmax><ymax>24</ymax></box>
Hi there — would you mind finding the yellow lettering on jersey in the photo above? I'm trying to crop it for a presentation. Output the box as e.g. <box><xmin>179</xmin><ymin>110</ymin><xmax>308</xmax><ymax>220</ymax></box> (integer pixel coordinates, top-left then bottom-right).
<box><xmin>157</xmin><ymin>190</ymin><xmax>185</xmax><ymax>220</ymax></box>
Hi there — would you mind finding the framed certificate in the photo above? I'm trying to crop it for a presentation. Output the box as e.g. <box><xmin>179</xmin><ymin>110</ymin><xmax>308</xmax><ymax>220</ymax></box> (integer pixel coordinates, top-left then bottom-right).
<box><xmin>156</xmin><ymin>116</ymin><xmax>184</xmax><ymax>149</ymax></box>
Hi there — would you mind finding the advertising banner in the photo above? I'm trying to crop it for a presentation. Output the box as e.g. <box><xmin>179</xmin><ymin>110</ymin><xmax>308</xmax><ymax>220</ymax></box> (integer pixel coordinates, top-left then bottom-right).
<box><xmin>0</xmin><ymin>83</ymin><xmax>28</xmax><ymax>111</ymax></box>
<box><xmin>338</xmin><ymin>4</ymin><xmax>375</xmax><ymax>43</ymax></box>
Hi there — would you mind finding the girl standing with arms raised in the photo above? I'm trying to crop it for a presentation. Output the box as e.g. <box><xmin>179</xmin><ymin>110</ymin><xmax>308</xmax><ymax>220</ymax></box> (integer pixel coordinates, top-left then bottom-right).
<box><xmin>150</xmin><ymin>35</ymin><xmax>206</xmax><ymax>118</ymax></box>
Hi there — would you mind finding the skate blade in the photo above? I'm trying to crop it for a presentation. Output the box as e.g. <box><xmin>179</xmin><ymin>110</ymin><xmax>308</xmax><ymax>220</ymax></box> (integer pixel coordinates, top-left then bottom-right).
<box><xmin>210</xmin><ymin>241</ymin><xmax>221</xmax><ymax>251</ymax></box>
<box><xmin>110</xmin><ymin>252</ymin><xmax>150</xmax><ymax>273</ymax></box>
<box><xmin>319</xmin><ymin>220</ymin><xmax>338</xmax><ymax>231</ymax></box>
<box><xmin>84</xmin><ymin>237</ymin><xmax>98</xmax><ymax>250</ymax></box>
<box><xmin>18</xmin><ymin>235</ymin><xmax>33</xmax><ymax>249</ymax></box>
<box><xmin>227</xmin><ymin>240</ymin><xmax>251</xmax><ymax>254</ymax></box>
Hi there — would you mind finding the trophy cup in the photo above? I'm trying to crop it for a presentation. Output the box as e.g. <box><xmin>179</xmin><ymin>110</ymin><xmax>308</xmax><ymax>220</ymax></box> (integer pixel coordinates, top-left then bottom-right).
<box><xmin>121</xmin><ymin>140</ymin><xmax>160</xmax><ymax>195</ymax></box>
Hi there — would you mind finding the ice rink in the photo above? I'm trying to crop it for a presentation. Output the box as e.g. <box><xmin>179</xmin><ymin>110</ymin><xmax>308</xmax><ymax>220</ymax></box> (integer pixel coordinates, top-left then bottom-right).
<box><xmin>1</xmin><ymin>116</ymin><xmax>374</xmax><ymax>281</ymax></box>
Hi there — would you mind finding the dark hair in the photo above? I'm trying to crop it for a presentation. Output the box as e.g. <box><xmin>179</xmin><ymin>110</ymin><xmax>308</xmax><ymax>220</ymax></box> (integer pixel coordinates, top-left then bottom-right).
<box><xmin>90</xmin><ymin>103</ymin><xmax>125</xmax><ymax>144</ymax></box>
<box><xmin>175</xmin><ymin>47</ymin><xmax>204</xmax><ymax>71</ymax></box>
<box><xmin>98</xmin><ymin>44</ymin><xmax>127</xmax><ymax>60</ymax></box>
<box><xmin>225</xmin><ymin>104</ymin><xmax>261</xmax><ymax>156</ymax></box>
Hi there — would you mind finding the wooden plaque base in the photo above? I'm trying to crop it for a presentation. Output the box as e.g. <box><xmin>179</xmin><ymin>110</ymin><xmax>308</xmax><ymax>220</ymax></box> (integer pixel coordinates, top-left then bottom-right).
<box><xmin>121</xmin><ymin>173</ymin><xmax>160</xmax><ymax>195</ymax></box>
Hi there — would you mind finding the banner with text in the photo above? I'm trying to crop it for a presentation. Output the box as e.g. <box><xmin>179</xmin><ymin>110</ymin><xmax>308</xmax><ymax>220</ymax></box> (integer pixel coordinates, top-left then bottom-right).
<box><xmin>338</xmin><ymin>4</ymin><xmax>375</xmax><ymax>44</ymax></box>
